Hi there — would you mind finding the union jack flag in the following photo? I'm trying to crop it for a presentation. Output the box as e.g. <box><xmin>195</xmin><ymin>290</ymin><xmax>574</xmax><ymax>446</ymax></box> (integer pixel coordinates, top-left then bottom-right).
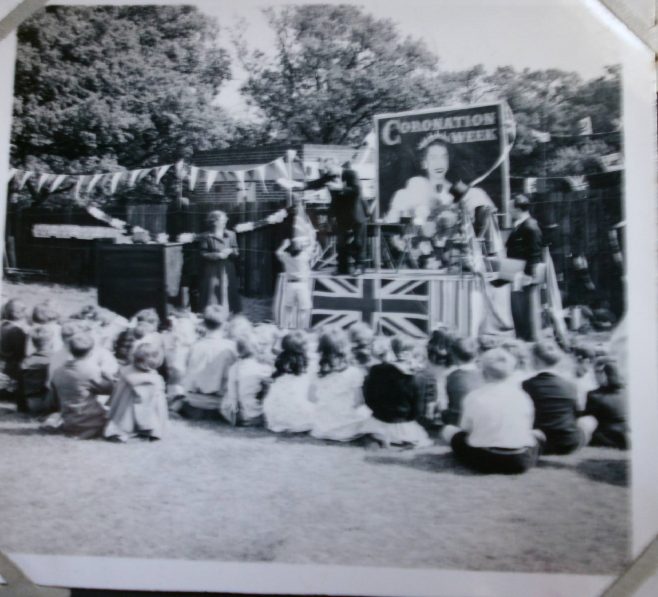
<box><xmin>310</xmin><ymin>275</ymin><xmax>430</xmax><ymax>338</ymax></box>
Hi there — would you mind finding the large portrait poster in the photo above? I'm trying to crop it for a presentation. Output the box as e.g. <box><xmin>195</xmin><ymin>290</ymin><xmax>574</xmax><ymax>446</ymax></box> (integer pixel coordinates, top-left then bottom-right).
<box><xmin>376</xmin><ymin>102</ymin><xmax>511</xmax><ymax>224</ymax></box>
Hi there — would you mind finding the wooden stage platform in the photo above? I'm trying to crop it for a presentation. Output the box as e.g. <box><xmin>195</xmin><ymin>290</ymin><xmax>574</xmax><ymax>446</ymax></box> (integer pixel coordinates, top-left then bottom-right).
<box><xmin>274</xmin><ymin>269</ymin><xmax>506</xmax><ymax>338</ymax></box>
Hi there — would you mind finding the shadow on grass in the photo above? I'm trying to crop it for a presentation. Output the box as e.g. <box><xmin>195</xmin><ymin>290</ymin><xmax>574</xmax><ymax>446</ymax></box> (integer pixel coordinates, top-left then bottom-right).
<box><xmin>365</xmin><ymin>452</ymin><xmax>478</xmax><ymax>476</ymax></box>
<box><xmin>537</xmin><ymin>456</ymin><xmax>628</xmax><ymax>487</ymax></box>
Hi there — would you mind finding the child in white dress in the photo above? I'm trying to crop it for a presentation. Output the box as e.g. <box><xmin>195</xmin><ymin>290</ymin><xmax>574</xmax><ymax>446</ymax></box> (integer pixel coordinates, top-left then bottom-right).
<box><xmin>263</xmin><ymin>331</ymin><xmax>314</xmax><ymax>433</ymax></box>
<box><xmin>310</xmin><ymin>328</ymin><xmax>371</xmax><ymax>441</ymax></box>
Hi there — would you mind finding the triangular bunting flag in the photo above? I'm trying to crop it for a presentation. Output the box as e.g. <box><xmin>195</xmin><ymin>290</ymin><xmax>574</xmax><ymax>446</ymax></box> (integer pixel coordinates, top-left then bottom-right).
<box><xmin>74</xmin><ymin>176</ymin><xmax>86</xmax><ymax>201</ymax></box>
<box><xmin>8</xmin><ymin>168</ymin><xmax>16</xmax><ymax>183</ymax></box>
<box><xmin>156</xmin><ymin>164</ymin><xmax>171</xmax><ymax>184</ymax></box>
<box><xmin>175</xmin><ymin>159</ymin><xmax>184</xmax><ymax>178</ymax></box>
<box><xmin>234</xmin><ymin>169</ymin><xmax>246</xmax><ymax>192</ymax></box>
<box><xmin>272</xmin><ymin>157</ymin><xmax>289</xmax><ymax>180</ymax></box>
<box><xmin>128</xmin><ymin>169</ymin><xmax>143</xmax><ymax>187</ymax></box>
<box><xmin>36</xmin><ymin>173</ymin><xmax>52</xmax><ymax>192</ymax></box>
<box><xmin>87</xmin><ymin>173</ymin><xmax>103</xmax><ymax>194</ymax></box>
<box><xmin>205</xmin><ymin>169</ymin><xmax>219</xmax><ymax>192</ymax></box>
<box><xmin>189</xmin><ymin>166</ymin><xmax>199</xmax><ymax>191</ymax></box>
<box><xmin>255</xmin><ymin>165</ymin><xmax>267</xmax><ymax>193</ymax></box>
<box><xmin>18</xmin><ymin>171</ymin><xmax>32</xmax><ymax>190</ymax></box>
<box><xmin>110</xmin><ymin>171</ymin><xmax>123</xmax><ymax>194</ymax></box>
<box><xmin>49</xmin><ymin>174</ymin><xmax>67</xmax><ymax>192</ymax></box>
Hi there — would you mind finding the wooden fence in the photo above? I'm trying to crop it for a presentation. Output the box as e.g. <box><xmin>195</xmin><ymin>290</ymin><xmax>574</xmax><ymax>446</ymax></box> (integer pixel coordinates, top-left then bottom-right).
<box><xmin>7</xmin><ymin>187</ymin><xmax>625</xmax><ymax>315</ymax></box>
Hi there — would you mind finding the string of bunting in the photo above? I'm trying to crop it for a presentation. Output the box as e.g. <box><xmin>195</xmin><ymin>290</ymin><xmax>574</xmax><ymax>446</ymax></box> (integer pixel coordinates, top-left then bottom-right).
<box><xmin>5</xmin><ymin>151</ymin><xmax>303</xmax><ymax>199</ymax></box>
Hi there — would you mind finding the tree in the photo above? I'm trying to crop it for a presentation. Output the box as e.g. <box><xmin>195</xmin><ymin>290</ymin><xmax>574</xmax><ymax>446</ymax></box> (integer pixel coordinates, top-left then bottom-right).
<box><xmin>236</xmin><ymin>4</ymin><xmax>439</xmax><ymax>145</ymax></box>
<box><xmin>11</xmin><ymin>5</ymin><xmax>233</xmax><ymax>204</ymax></box>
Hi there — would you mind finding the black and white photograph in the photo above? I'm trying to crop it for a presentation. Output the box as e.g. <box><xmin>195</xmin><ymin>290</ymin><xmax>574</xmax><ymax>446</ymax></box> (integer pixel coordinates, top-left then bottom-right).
<box><xmin>0</xmin><ymin>0</ymin><xmax>657</xmax><ymax>595</ymax></box>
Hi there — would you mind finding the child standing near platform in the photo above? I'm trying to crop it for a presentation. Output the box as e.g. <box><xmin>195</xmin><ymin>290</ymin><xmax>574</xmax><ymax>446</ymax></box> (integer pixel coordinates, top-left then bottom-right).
<box><xmin>276</xmin><ymin>238</ymin><xmax>314</xmax><ymax>330</ymax></box>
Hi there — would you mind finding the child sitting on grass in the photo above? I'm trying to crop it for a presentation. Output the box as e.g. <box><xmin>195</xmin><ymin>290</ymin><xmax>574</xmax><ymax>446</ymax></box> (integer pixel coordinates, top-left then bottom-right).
<box><xmin>263</xmin><ymin>331</ymin><xmax>314</xmax><ymax>433</ymax></box>
<box><xmin>104</xmin><ymin>342</ymin><xmax>168</xmax><ymax>442</ymax></box>
<box><xmin>19</xmin><ymin>325</ymin><xmax>55</xmax><ymax>414</ymax></box>
<box><xmin>361</xmin><ymin>336</ymin><xmax>433</xmax><ymax>448</ymax></box>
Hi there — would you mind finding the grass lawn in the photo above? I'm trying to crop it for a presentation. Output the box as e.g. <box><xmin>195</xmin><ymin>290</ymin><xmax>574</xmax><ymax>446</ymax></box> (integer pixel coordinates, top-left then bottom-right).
<box><xmin>0</xmin><ymin>404</ymin><xmax>628</xmax><ymax>574</ymax></box>
<box><xmin>0</xmin><ymin>281</ymin><xmax>630</xmax><ymax>574</ymax></box>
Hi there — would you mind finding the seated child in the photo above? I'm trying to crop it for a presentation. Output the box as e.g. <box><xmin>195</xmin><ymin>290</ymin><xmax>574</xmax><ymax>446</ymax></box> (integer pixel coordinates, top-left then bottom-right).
<box><xmin>104</xmin><ymin>342</ymin><xmax>168</xmax><ymax>442</ymax></box>
<box><xmin>582</xmin><ymin>357</ymin><xmax>628</xmax><ymax>450</ymax></box>
<box><xmin>442</xmin><ymin>348</ymin><xmax>543</xmax><ymax>474</ymax></box>
<box><xmin>263</xmin><ymin>331</ymin><xmax>314</xmax><ymax>433</ymax></box>
<box><xmin>180</xmin><ymin>305</ymin><xmax>236</xmax><ymax>419</ymax></box>
<box><xmin>29</xmin><ymin>302</ymin><xmax>63</xmax><ymax>355</ymax></box>
<box><xmin>442</xmin><ymin>337</ymin><xmax>484</xmax><ymax>425</ymax></box>
<box><xmin>348</xmin><ymin>322</ymin><xmax>375</xmax><ymax>371</ymax></box>
<box><xmin>47</xmin><ymin>332</ymin><xmax>115</xmax><ymax>439</ymax></box>
<box><xmin>19</xmin><ymin>325</ymin><xmax>55</xmax><ymax>414</ymax></box>
<box><xmin>361</xmin><ymin>336</ymin><xmax>432</xmax><ymax>448</ymax></box>
<box><xmin>310</xmin><ymin>327</ymin><xmax>371</xmax><ymax>441</ymax></box>
<box><xmin>220</xmin><ymin>331</ymin><xmax>273</xmax><ymax>427</ymax></box>
<box><xmin>522</xmin><ymin>341</ymin><xmax>598</xmax><ymax>455</ymax></box>
<box><xmin>0</xmin><ymin>299</ymin><xmax>29</xmax><ymax>401</ymax></box>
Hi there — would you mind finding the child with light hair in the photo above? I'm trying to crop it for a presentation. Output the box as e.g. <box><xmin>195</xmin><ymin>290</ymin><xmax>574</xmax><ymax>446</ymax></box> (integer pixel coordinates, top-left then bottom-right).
<box><xmin>220</xmin><ymin>329</ymin><xmax>273</xmax><ymax>427</ymax></box>
<box><xmin>309</xmin><ymin>327</ymin><xmax>371</xmax><ymax>441</ymax></box>
<box><xmin>104</xmin><ymin>342</ymin><xmax>168</xmax><ymax>442</ymax></box>
<box><xmin>19</xmin><ymin>325</ymin><xmax>56</xmax><ymax>414</ymax></box>
<box><xmin>442</xmin><ymin>348</ymin><xmax>544</xmax><ymax>474</ymax></box>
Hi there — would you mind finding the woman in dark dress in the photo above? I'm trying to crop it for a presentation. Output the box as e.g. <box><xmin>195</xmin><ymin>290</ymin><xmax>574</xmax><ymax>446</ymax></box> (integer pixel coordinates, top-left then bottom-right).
<box><xmin>198</xmin><ymin>210</ymin><xmax>242</xmax><ymax>314</ymax></box>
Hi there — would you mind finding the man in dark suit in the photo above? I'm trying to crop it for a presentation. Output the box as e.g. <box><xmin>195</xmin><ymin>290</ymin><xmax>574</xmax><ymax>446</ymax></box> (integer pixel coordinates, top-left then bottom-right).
<box><xmin>304</xmin><ymin>161</ymin><xmax>370</xmax><ymax>275</ymax></box>
<box><xmin>505</xmin><ymin>194</ymin><xmax>544</xmax><ymax>341</ymax></box>
<box><xmin>522</xmin><ymin>340</ymin><xmax>597</xmax><ymax>454</ymax></box>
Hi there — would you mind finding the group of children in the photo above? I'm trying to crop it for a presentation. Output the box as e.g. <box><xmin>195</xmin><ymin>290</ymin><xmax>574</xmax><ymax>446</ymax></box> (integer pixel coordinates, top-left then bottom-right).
<box><xmin>0</xmin><ymin>296</ymin><xmax>628</xmax><ymax>473</ymax></box>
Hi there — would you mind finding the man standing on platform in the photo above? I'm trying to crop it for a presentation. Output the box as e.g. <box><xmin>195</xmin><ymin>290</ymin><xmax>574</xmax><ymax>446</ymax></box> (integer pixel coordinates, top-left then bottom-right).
<box><xmin>505</xmin><ymin>194</ymin><xmax>543</xmax><ymax>341</ymax></box>
<box><xmin>289</xmin><ymin>160</ymin><xmax>370</xmax><ymax>276</ymax></box>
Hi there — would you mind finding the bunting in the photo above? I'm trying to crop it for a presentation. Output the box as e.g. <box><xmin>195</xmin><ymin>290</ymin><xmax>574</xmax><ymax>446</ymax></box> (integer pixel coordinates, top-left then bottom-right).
<box><xmin>128</xmin><ymin>169</ymin><xmax>143</xmax><ymax>187</ymax></box>
<box><xmin>234</xmin><ymin>169</ymin><xmax>246</xmax><ymax>192</ymax></box>
<box><xmin>110</xmin><ymin>171</ymin><xmax>123</xmax><ymax>194</ymax></box>
<box><xmin>74</xmin><ymin>176</ymin><xmax>86</xmax><ymax>201</ymax></box>
<box><xmin>523</xmin><ymin>177</ymin><xmax>538</xmax><ymax>194</ymax></box>
<box><xmin>36</xmin><ymin>173</ymin><xmax>52</xmax><ymax>192</ymax></box>
<box><xmin>255</xmin><ymin>165</ymin><xmax>268</xmax><ymax>193</ymax></box>
<box><xmin>272</xmin><ymin>157</ymin><xmax>289</xmax><ymax>180</ymax></box>
<box><xmin>49</xmin><ymin>174</ymin><xmax>67</xmax><ymax>193</ymax></box>
<box><xmin>7</xmin><ymin>168</ymin><xmax>16</xmax><ymax>183</ymax></box>
<box><xmin>87</xmin><ymin>173</ymin><xmax>103</xmax><ymax>194</ymax></box>
<box><xmin>155</xmin><ymin>164</ymin><xmax>171</xmax><ymax>184</ymax></box>
<box><xmin>565</xmin><ymin>175</ymin><xmax>589</xmax><ymax>191</ymax></box>
<box><xmin>18</xmin><ymin>171</ymin><xmax>32</xmax><ymax>190</ymax></box>
<box><xmin>189</xmin><ymin>166</ymin><xmax>199</xmax><ymax>191</ymax></box>
<box><xmin>175</xmin><ymin>159</ymin><xmax>185</xmax><ymax>178</ymax></box>
<box><xmin>577</xmin><ymin>116</ymin><xmax>593</xmax><ymax>136</ymax></box>
<box><xmin>205</xmin><ymin>169</ymin><xmax>219</xmax><ymax>192</ymax></box>
<box><xmin>530</xmin><ymin>129</ymin><xmax>551</xmax><ymax>143</ymax></box>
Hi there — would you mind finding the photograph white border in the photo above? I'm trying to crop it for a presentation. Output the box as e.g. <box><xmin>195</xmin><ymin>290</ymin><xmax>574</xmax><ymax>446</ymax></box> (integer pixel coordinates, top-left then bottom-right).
<box><xmin>0</xmin><ymin>1</ymin><xmax>656</xmax><ymax>595</ymax></box>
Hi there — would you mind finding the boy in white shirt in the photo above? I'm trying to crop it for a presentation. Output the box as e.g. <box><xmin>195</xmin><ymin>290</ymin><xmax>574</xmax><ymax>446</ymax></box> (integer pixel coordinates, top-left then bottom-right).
<box><xmin>276</xmin><ymin>237</ymin><xmax>314</xmax><ymax>330</ymax></box>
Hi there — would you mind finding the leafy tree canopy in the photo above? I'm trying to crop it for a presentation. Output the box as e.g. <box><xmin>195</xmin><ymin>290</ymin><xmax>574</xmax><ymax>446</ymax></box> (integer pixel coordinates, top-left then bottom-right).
<box><xmin>236</xmin><ymin>4</ymin><xmax>439</xmax><ymax>145</ymax></box>
<box><xmin>12</xmin><ymin>4</ymin><xmax>232</xmax><ymax>182</ymax></box>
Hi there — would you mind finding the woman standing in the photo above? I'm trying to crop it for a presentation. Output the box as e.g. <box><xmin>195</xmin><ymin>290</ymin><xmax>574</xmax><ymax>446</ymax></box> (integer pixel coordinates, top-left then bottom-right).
<box><xmin>198</xmin><ymin>211</ymin><xmax>241</xmax><ymax>314</ymax></box>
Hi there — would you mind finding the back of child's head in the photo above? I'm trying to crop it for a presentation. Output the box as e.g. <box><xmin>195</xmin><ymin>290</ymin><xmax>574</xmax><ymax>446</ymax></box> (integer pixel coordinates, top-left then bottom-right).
<box><xmin>481</xmin><ymin>348</ymin><xmax>516</xmax><ymax>382</ymax></box>
<box><xmin>114</xmin><ymin>329</ymin><xmax>136</xmax><ymax>360</ymax></box>
<box><xmin>253</xmin><ymin>323</ymin><xmax>278</xmax><ymax>364</ymax></box>
<box><xmin>202</xmin><ymin>305</ymin><xmax>226</xmax><ymax>331</ymax></box>
<box><xmin>32</xmin><ymin>302</ymin><xmax>58</xmax><ymax>325</ymax></box>
<box><xmin>478</xmin><ymin>334</ymin><xmax>501</xmax><ymax>354</ymax></box>
<box><xmin>501</xmin><ymin>338</ymin><xmax>530</xmax><ymax>370</ymax></box>
<box><xmin>451</xmin><ymin>337</ymin><xmax>477</xmax><ymax>364</ymax></box>
<box><xmin>274</xmin><ymin>331</ymin><xmax>308</xmax><ymax>377</ymax></box>
<box><xmin>2</xmin><ymin>299</ymin><xmax>26</xmax><ymax>321</ymax></box>
<box><xmin>60</xmin><ymin>320</ymin><xmax>80</xmax><ymax>344</ymax></box>
<box><xmin>427</xmin><ymin>327</ymin><xmax>454</xmax><ymax>366</ymax></box>
<box><xmin>226</xmin><ymin>314</ymin><xmax>253</xmax><ymax>340</ymax></box>
<box><xmin>133</xmin><ymin>321</ymin><xmax>155</xmax><ymax>340</ymax></box>
<box><xmin>135</xmin><ymin>308</ymin><xmax>160</xmax><ymax>330</ymax></box>
<box><xmin>318</xmin><ymin>327</ymin><xmax>350</xmax><ymax>376</ymax></box>
<box><xmin>391</xmin><ymin>335</ymin><xmax>415</xmax><ymax>361</ymax></box>
<box><xmin>132</xmin><ymin>342</ymin><xmax>163</xmax><ymax>372</ymax></box>
<box><xmin>68</xmin><ymin>332</ymin><xmax>95</xmax><ymax>359</ymax></box>
<box><xmin>348</xmin><ymin>322</ymin><xmax>374</xmax><ymax>365</ymax></box>
<box><xmin>31</xmin><ymin>325</ymin><xmax>55</xmax><ymax>353</ymax></box>
<box><xmin>532</xmin><ymin>340</ymin><xmax>562</xmax><ymax>369</ymax></box>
